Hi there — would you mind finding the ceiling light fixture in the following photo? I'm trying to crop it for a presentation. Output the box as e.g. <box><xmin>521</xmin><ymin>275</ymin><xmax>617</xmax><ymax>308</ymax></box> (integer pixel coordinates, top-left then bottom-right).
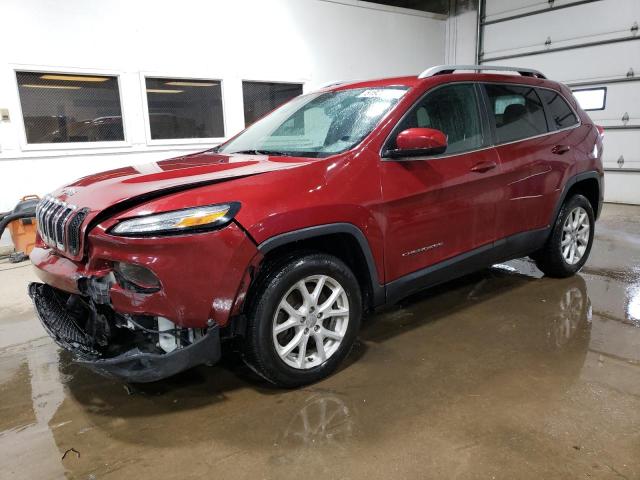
<box><xmin>165</xmin><ymin>81</ymin><xmax>217</xmax><ymax>87</ymax></box>
<box><xmin>146</xmin><ymin>89</ymin><xmax>184</xmax><ymax>94</ymax></box>
<box><xmin>22</xmin><ymin>84</ymin><xmax>82</xmax><ymax>90</ymax></box>
<box><xmin>40</xmin><ymin>74</ymin><xmax>109</xmax><ymax>82</ymax></box>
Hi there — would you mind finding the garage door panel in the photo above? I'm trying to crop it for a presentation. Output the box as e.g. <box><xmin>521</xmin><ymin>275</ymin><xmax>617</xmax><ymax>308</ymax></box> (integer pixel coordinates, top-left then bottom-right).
<box><xmin>487</xmin><ymin>42</ymin><xmax>640</xmax><ymax>83</ymax></box>
<box><xmin>601</xmin><ymin>132</ymin><xmax>640</xmax><ymax>170</ymax></box>
<box><xmin>485</xmin><ymin>0</ymin><xmax>591</xmax><ymax>23</ymax></box>
<box><xmin>483</xmin><ymin>0</ymin><xmax>640</xmax><ymax>57</ymax></box>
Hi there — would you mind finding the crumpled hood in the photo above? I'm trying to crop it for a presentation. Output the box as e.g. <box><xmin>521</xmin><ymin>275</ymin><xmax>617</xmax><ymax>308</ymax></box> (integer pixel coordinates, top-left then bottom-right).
<box><xmin>50</xmin><ymin>151</ymin><xmax>308</xmax><ymax>212</ymax></box>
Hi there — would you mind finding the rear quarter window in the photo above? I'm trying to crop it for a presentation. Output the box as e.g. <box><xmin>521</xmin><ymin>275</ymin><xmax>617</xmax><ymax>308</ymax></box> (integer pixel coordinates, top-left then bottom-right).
<box><xmin>537</xmin><ymin>88</ymin><xmax>579</xmax><ymax>130</ymax></box>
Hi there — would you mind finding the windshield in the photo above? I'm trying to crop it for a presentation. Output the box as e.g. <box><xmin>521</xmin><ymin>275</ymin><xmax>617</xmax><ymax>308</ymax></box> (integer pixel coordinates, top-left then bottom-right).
<box><xmin>218</xmin><ymin>87</ymin><xmax>408</xmax><ymax>158</ymax></box>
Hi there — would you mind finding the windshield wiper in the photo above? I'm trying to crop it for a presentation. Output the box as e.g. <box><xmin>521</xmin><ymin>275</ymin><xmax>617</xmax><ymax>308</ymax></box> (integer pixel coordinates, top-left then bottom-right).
<box><xmin>229</xmin><ymin>149</ymin><xmax>289</xmax><ymax>156</ymax></box>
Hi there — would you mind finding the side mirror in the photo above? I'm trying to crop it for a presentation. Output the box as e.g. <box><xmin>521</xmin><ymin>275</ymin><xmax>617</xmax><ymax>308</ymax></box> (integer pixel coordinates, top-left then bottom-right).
<box><xmin>384</xmin><ymin>128</ymin><xmax>448</xmax><ymax>159</ymax></box>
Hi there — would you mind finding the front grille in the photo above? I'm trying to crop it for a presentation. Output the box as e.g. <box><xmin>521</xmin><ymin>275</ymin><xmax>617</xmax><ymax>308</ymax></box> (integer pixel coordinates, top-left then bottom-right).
<box><xmin>28</xmin><ymin>283</ymin><xmax>98</xmax><ymax>358</ymax></box>
<box><xmin>67</xmin><ymin>208</ymin><xmax>88</xmax><ymax>255</ymax></box>
<box><xmin>36</xmin><ymin>195</ymin><xmax>88</xmax><ymax>256</ymax></box>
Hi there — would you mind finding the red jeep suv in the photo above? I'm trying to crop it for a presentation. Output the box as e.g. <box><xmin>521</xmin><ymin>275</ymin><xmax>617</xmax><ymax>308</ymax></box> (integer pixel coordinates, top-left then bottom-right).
<box><xmin>29</xmin><ymin>65</ymin><xmax>603</xmax><ymax>387</ymax></box>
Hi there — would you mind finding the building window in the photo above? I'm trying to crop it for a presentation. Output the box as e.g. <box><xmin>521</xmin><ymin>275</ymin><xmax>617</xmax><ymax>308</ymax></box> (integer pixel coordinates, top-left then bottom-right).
<box><xmin>145</xmin><ymin>77</ymin><xmax>224</xmax><ymax>140</ymax></box>
<box><xmin>572</xmin><ymin>87</ymin><xmax>606</xmax><ymax>111</ymax></box>
<box><xmin>16</xmin><ymin>71</ymin><xmax>124</xmax><ymax>144</ymax></box>
<box><xmin>242</xmin><ymin>81</ymin><xmax>303</xmax><ymax>127</ymax></box>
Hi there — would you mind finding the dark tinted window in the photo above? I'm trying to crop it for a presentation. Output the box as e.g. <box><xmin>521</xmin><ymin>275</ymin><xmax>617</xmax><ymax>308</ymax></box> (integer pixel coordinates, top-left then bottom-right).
<box><xmin>16</xmin><ymin>71</ymin><xmax>124</xmax><ymax>144</ymax></box>
<box><xmin>242</xmin><ymin>81</ymin><xmax>303</xmax><ymax>126</ymax></box>
<box><xmin>484</xmin><ymin>84</ymin><xmax>548</xmax><ymax>144</ymax></box>
<box><xmin>145</xmin><ymin>78</ymin><xmax>224</xmax><ymax>139</ymax></box>
<box><xmin>538</xmin><ymin>88</ymin><xmax>579</xmax><ymax>130</ymax></box>
<box><xmin>393</xmin><ymin>83</ymin><xmax>483</xmax><ymax>155</ymax></box>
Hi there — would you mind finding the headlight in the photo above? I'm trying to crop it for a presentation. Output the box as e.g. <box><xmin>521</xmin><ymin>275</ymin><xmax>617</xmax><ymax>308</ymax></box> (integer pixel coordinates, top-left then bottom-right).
<box><xmin>110</xmin><ymin>202</ymin><xmax>240</xmax><ymax>236</ymax></box>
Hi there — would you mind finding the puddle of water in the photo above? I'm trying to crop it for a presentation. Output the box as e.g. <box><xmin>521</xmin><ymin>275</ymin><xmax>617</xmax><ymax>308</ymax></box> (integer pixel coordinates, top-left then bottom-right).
<box><xmin>1</xmin><ymin>204</ymin><xmax>639</xmax><ymax>478</ymax></box>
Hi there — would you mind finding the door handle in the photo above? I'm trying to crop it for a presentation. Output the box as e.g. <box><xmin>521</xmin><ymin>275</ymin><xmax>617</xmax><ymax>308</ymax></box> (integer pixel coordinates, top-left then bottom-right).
<box><xmin>552</xmin><ymin>145</ymin><xmax>571</xmax><ymax>155</ymax></box>
<box><xmin>470</xmin><ymin>161</ymin><xmax>497</xmax><ymax>173</ymax></box>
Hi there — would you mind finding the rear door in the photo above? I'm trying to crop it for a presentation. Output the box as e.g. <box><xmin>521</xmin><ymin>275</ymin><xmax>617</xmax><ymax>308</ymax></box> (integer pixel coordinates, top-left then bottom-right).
<box><xmin>380</xmin><ymin>83</ymin><xmax>502</xmax><ymax>283</ymax></box>
<box><xmin>482</xmin><ymin>83</ymin><xmax>569</xmax><ymax>237</ymax></box>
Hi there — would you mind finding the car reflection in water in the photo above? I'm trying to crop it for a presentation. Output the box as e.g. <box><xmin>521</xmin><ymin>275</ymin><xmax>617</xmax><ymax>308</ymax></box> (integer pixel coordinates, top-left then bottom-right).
<box><xmin>279</xmin><ymin>393</ymin><xmax>355</xmax><ymax>447</ymax></box>
<box><xmin>548</xmin><ymin>281</ymin><xmax>592</xmax><ymax>350</ymax></box>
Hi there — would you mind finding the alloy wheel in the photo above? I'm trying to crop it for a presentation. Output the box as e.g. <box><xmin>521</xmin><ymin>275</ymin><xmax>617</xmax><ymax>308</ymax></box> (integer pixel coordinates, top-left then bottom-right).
<box><xmin>561</xmin><ymin>206</ymin><xmax>590</xmax><ymax>265</ymax></box>
<box><xmin>272</xmin><ymin>274</ymin><xmax>349</xmax><ymax>370</ymax></box>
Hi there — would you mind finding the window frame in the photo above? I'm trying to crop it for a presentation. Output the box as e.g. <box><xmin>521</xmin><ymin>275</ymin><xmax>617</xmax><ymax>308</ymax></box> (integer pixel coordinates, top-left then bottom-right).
<box><xmin>381</xmin><ymin>82</ymin><xmax>493</xmax><ymax>160</ymax></box>
<box><xmin>381</xmin><ymin>81</ymin><xmax>582</xmax><ymax>160</ymax></box>
<box><xmin>12</xmin><ymin>65</ymin><xmax>130</xmax><ymax>152</ymax></box>
<box><xmin>139</xmin><ymin>72</ymin><xmax>227</xmax><ymax>146</ymax></box>
<box><xmin>478</xmin><ymin>82</ymin><xmax>582</xmax><ymax>148</ymax></box>
<box><xmin>571</xmin><ymin>86</ymin><xmax>607</xmax><ymax>112</ymax></box>
<box><xmin>241</xmin><ymin>78</ymin><xmax>305</xmax><ymax>127</ymax></box>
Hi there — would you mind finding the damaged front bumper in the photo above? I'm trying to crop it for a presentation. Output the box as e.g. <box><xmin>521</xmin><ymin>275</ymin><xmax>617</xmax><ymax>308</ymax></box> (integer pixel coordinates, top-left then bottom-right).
<box><xmin>29</xmin><ymin>282</ymin><xmax>221</xmax><ymax>383</ymax></box>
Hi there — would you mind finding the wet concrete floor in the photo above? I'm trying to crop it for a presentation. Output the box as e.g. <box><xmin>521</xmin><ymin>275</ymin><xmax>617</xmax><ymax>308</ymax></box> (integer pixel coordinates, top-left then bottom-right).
<box><xmin>1</xmin><ymin>203</ymin><xmax>639</xmax><ymax>479</ymax></box>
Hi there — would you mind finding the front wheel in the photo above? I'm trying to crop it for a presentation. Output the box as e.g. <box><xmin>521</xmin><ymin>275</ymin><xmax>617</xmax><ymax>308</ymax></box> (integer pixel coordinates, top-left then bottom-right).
<box><xmin>244</xmin><ymin>253</ymin><xmax>362</xmax><ymax>388</ymax></box>
<box><xmin>533</xmin><ymin>194</ymin><xmax>595</xmax><ymax>278</ymax></box>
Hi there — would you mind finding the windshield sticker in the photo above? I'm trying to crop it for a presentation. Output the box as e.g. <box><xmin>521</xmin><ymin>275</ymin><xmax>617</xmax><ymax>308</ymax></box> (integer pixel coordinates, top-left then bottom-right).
<box><xmin>357</xmin><ymin>89</ymin><xmax>407</xmax><ymax>100</ymax></box>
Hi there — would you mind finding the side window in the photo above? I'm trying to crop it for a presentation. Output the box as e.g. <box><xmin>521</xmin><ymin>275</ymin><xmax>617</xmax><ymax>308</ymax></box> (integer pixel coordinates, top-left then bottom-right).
<box><xmin>537</xmin><ymin>88</ymin><xmax>579</xmax><ymax>130</ymax></box>
<box><xmin>484</xmin><ymin>84</ymin><xmax>548</xmax><ymax>144</ymax></box>
<box><xmin>393</xmin><ymin>83</ymin><xmax>483</xmax><ymax>155</ymax></box>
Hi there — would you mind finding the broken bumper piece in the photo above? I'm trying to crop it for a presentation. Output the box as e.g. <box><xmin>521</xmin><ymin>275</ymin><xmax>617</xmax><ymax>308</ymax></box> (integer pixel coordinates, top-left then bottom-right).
<box><xmin>28</xmin><ymin>282</ymin><xmax>221</xmax><ymax>383</ymax></box>
<box><xmin>74</xmin><ymin>330</ymin><xmax>221</xmax><ymax>383</ymax></box>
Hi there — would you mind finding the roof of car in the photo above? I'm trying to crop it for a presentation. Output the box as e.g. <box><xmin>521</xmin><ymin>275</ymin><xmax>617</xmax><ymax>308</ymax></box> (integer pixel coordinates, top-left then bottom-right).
<box><xmin>328</xmin><ymin>65</ymin><xmax>554</xmax><ymax>92</ymax></box>
<box><xmin>331</xmin><ymin>76</ymin><xmax>423</xmax><ymax>90</ymax></box>
<box><xmin>329</xmin><ymin>72</ymin><xmax>559</xmax><ymax>92</ymax></box>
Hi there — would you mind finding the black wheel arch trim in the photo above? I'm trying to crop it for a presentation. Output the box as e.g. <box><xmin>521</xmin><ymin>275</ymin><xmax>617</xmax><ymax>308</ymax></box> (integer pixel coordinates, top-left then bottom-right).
<box><xmin>257</xmin><ymin>223</ymin><xmax>386</xmax><ymax>307</ymax></box>
<box><xmin>552</xmin><ymin>170</ymin><xmax>603</xmax><ymax>224</ymax></box>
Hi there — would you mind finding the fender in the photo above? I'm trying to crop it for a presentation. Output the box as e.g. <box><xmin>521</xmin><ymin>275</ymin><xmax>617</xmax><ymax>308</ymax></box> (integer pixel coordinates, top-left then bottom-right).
<box><xmin>257</xmin><ymin>223</ymin><xmax>386</xmax><ymax>307</ymax></box>
<box><xmin>549</xmin><ymin>170</ymin><xmax>603</xmax><ymax>226</ymax></box>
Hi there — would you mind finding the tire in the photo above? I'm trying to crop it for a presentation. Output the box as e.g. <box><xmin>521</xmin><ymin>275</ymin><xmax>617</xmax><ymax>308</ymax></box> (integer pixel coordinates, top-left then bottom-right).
<box><xmin>533</xmin><ymin>194</ymin><xmax>595</xmax><ymax>278</ymax></box>
<box><xmin>244</xmin><ymin>253</ymin><xmax>362</xmax><ymax>388</ymax></box>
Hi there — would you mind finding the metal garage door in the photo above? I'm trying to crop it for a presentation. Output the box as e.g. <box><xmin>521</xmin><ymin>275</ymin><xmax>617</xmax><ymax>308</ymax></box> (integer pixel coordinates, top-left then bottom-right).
<box><xmin>477</xmin><ymin>0</ymin><xmax>640</xmax><ymax>204</ymax></box>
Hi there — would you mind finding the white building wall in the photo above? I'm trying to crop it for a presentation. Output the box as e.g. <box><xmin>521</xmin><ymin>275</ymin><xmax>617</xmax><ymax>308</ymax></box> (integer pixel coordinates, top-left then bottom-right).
<box><xmin>0</xmin><ymin>0</ymin><xmax>447</xmax><ymax>213</ymax></box>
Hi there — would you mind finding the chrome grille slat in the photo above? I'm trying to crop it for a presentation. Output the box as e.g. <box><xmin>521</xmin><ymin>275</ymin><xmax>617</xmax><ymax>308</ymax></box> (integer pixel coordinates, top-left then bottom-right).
<box><xmin>52</xmin><ymin>202</ymin><xmax>68</xmax><ymax>249</ymax></box>
<box><xmin>36</xmin><ymin>196</ymin><xmax>86</xmax><ymax>256</ymax></box>
<box><xmin>57</xmin><ymin>206</ymin><xmax>75</xmax><ymax>249</ymax></box>
<box><xmin>40</xmin><ymin>198</ymin><xmax>56</xmax><ymax>243</ymax></box>
<box><xmin>47</xmin><ymin>202</ymin><xmax>63</xmax><ymax>245</ymax></box>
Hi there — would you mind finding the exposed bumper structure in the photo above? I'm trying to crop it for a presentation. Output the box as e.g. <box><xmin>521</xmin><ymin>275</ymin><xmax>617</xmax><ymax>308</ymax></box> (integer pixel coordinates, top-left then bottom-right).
<box><xmin>29</xmin><ymin>282</ymin><xmax>221</xmax><ymax>383</ymax></box>
<box><xmin>29</xmin><ymin>221</ymin><xmax>260</xmax><ymax>328</ymax></box>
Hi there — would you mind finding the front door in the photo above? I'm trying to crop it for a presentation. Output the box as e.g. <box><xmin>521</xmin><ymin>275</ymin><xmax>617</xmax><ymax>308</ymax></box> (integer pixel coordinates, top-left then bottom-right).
<box><xmin>380</xmin><ymin>83</ymin><xmax>502</xmax><ymax>283</ymax></box>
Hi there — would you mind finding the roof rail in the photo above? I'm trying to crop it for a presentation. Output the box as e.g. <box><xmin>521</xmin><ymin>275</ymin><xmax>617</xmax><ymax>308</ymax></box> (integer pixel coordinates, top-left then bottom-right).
<box><xmin>418</xmin><ymin>64</ymin><xmax>547</xmax><ymax>80</ymax></box>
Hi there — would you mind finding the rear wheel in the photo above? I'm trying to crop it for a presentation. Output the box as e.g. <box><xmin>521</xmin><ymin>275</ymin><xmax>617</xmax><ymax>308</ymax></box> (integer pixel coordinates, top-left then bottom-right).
<box><xmin>533</xmin><ymin>194</ymin><xmax>594</xmax><ymax>278</ymax></box>
<box><xmin>244</xmin><ymin>253</ymin><xmax>362</xmax><ymax>388</ymax></box>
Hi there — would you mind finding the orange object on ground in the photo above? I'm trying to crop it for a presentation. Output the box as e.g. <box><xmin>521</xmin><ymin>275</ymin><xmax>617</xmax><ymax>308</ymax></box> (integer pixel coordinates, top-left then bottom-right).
<box><xmin>8</xmin><ymin>195</ymin><xmax>39</xmax><ymax>255</ymax></box>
